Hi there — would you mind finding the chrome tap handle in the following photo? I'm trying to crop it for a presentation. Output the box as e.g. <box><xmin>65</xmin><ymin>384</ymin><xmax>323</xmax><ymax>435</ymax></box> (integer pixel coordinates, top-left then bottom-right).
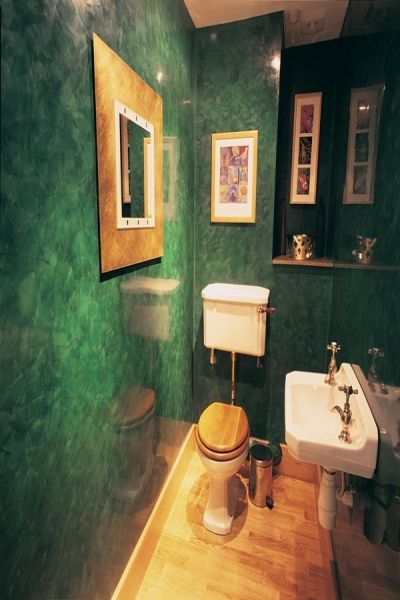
<box><xmin>338</xmin><ymin>384</ymin><xmax>358</xmax><ymax>395</ymax></box>
<box><xmin>327</xmin><ymin>342</ymin><xmax>341</xmax><ymax>354</ymax></box>
<box><xmin>257</xmin><ymin>306</ymin><xmax>277</xmax><ymax>314</ymax></box>
<box><xmin>368</xmin><ymin>347</ymin><xmax>384</xmax><ymax>359</ymax></box>
<box><xmin>368</xmin><ymin>347</ymin><xmax>384</xmax><ymax>383</ymax></box>
<box><xmin>324</xmin><ymin>342</ymin><xmax>341</xmax><ymax>385</ymax></box>
<box><xmin>338</xmin><ymin>385</ymin><xmax>358</xmax><ymax>402</ymax></box>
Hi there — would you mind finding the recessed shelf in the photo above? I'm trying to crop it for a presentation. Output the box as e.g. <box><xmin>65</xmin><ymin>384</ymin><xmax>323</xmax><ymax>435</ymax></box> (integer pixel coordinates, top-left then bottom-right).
<box><xmin>272</xmin><ymin>255</ymin><xmax>333</xmax><ymax>268</ymax></box>
<box><xmin>334</xmin><ymin>260</ymin><xmax>400</xmax><ymax>272</ymax></box>
<box><xmin>272</xmin><ymin>255</ymin><xmax>400</xmax><ymax>272</ymax></box>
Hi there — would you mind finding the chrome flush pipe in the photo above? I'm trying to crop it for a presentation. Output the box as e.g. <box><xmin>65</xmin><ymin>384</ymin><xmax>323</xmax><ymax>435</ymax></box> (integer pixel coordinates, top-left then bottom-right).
<box><xmin>231</xmin><ymin>352</ymin><xmax>237</xmax><ymax>405</ymax></box>
<box><xmin>210</xmin><ymin>348</ymin><xmax>217</xmax><ymax>365</ymax></box>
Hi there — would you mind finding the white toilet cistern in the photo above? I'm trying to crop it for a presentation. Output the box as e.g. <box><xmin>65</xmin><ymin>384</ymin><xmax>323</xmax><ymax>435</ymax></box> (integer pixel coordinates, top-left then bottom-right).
<box><xmin>202</xmin><ymin>283</ymin><xmax>275</xmax><ymax>404</ymax></box>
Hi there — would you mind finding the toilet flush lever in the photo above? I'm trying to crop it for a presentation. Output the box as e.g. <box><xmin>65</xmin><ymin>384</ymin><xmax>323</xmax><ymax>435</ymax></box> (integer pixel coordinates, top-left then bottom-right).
<box><xmin>257</xmin><ymin>306</ymin><xmax>277</xmax><ymax>314</ymax></box>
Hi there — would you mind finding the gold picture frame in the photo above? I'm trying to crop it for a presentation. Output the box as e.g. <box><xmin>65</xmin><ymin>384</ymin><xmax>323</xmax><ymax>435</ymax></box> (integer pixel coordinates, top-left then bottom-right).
<box><xmin>211</xmin><ymin>130</ymin><xmax>258</xmax><ymax>223</ymax></box>
<box><xmin>93</xmin><ymin>33</ymin><xmax>163</xmax><ymax>273</ymax></box>
<box><xmin>290</xmin><ymin>92</ymin><xmax>322</xmax><ymax>205</ymax></box>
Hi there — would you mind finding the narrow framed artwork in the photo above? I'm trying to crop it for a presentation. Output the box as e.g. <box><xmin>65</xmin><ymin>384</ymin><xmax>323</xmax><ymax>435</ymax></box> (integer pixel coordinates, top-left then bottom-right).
<box><xmin>290</xmin><ymin>92</ymin><xmax>322</xmax><ymax>205</ymax></box>
<box><xmin>211</xmin><ymin>130</ymin><xmax>258</xmax><ymax>223</ymax></box>
<box><xmin>343</xmin><ymin>85</ymin><xmax>383</xmax><ymax>204</ymax></box>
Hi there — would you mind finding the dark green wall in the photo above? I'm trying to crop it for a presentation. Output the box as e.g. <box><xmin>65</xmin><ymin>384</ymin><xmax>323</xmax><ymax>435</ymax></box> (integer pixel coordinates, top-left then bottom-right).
<box><xmin>274</xmin><ymin>32</ymin><xmax>400</xmax><ymax>385</ymax></box>
<box><xmin>1</xmin><ymin>0</ymin><xmax>195</xmax><ymax>597</ymax></box>
<box><xmin>193</xmin><ymin>14</ymin><xmax>332</xmax><ymax>441</ymax></box>
<box><xmin>328</xmin><ymin>33</ymin><xmax>400</xmax><ymax>385</ymax></box>
<box><xmin>274</xmin><ymin>39</ymin><xmax>339</xmax><ymax>257</ymax></box>
<box><xmin>331</xmin><ymin>33</ymin><xmax>400</xmax><ymax>266</ymax></box>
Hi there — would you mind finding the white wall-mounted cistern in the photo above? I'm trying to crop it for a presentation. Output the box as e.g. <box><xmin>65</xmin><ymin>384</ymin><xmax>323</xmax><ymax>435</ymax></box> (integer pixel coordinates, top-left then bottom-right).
<box><xmin>202</xmin><ymin>283</ymin><xmax>273</xmax><ymax>402</ymax></box>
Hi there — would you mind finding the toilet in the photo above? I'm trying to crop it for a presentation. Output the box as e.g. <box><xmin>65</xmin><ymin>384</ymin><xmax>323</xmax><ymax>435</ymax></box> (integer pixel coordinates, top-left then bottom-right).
<box><xmin>196</xmin><ymin>283</ymin><xmax>270</xmax><ymax>535</ymax></box>
<box><xmin>195</xmin><ymin>402</ymin><xmax>249</xmax><ymax>535</ymax></box>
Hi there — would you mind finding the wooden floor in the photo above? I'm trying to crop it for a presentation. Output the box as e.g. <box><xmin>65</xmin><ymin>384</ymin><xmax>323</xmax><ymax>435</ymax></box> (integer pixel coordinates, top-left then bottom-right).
<box><xmin>331</xmin><ymin>502</ymin><xmax>400</xmax><ymax>600</ymax></box>
<box><xmin>135</xmin><ymin>451</ymin><xmax>335</xmax><ymax>599</ymax></box>
<box><xmin>72</xmin><ymin>418</ymin><xmax>190</xmax><ymax>600</ymax></box>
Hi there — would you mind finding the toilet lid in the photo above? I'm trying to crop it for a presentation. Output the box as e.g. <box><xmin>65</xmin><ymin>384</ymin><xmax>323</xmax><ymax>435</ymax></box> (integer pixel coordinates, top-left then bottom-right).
<box><xmin>112</xmin><ymin>386</ymin><xmax>156</xmax><ymax>427</ymax></box>
<box><xmin>195</xmin><ymin>426</ymin><xmax>249</xmax><ymax>462</ymax></box>
<box><xmin>197</xmin><ymin>402</ymin><xmax>249</xmax><ymax>453</ymax></box>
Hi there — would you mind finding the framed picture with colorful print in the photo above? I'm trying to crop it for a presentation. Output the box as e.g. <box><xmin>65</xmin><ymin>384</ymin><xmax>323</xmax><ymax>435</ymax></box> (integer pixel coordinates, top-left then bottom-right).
<box><xmin>211</xmin><ymin>130</ymin><xmax>258</xmax><ymax>223</ymax></box>
<box><xmin>343</xmin><ymin>85</ymin><xmax>383</xmax><ymax>204</ymax></box>
<box><xmin>290</xmin><ymin>92</ymin><xmax>322</xmax><ymax>205</ymax></box>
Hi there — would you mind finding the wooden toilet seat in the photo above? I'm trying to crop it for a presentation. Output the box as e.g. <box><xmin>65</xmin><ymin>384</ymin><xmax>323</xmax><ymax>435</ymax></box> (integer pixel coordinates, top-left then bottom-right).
<box><xmin>196</xmin><ymin>402</ymin><xmax>249</xmax><ymax>461</ymax></box>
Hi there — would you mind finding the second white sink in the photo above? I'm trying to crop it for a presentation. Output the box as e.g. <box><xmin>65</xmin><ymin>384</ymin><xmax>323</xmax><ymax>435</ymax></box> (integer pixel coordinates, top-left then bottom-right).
<box><xmin>285</xmin><ymin>363</ymin><xmax>378</xmax><ymax>478</ymax></box>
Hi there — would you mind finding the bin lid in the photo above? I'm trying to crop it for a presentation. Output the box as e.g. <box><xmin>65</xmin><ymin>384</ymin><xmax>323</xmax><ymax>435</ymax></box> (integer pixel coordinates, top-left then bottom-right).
<box><xmin>202</xmin><ymin>283</ymin><xmax>270</xmax><ymax>305</ymax></box>
<box><xmin>250</xmin><ymin>444</ymin><xmax>273</xmax><ymax>466</ymax></box>
<box><xmin>112</xmin><ymin>386</ymin><xmax>156</xmax><ymax>426</ymax></box>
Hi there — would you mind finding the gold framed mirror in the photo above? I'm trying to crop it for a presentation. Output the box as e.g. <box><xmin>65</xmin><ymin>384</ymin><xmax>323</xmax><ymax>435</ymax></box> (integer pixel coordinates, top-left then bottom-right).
<box><xmin>93</xmin><ymin>33</ymin><xmax>163</xmax><ymax>273</ymax></box>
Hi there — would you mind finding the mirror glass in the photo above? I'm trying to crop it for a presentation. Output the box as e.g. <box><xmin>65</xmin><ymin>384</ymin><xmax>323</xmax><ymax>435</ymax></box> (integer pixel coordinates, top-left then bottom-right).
<box><xmin>329</xmin><ymin>32</ymin><xmax>400</xmax><ymax>388</ymax></box>
<box><xmin>275</xmin><ymin>31</ymin><xmax>399</xmax><ymax>390</ymax></box>
<box><xmin>115</xmin><ymin>100</ymin><xmax>155</xmax><ymax>229</ymax></box>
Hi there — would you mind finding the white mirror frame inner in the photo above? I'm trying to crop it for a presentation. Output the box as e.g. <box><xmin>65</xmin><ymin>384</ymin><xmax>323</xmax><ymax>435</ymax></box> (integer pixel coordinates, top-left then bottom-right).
<box><xmin>114</xmin><ymin>99</ymin><xmax>155</xmax><ymax>229</ymax></box>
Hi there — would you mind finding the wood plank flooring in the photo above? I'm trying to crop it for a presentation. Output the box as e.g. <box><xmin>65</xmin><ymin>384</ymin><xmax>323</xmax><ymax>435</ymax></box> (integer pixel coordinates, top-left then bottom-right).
<box><xmin>136</xmin><ymin>451</ymin><xmax>336</xmax><ymax>599</ymax></box>
<box><xmin>331</xmin><ymin>502</ymin><xmax>400</xmax><ymax>600</ymax></box>
<box><xmin>72</xmin><ymin>418</ymin><xmax>190</xmax><ymax>600</ymax></box>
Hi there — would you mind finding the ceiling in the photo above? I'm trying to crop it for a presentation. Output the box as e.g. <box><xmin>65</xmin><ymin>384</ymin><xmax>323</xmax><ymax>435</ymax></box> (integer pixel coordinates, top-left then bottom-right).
<box><xmin>184</xmin><ymin>0</ymin><xmax>400</xmax><ymax>47</ymax></box>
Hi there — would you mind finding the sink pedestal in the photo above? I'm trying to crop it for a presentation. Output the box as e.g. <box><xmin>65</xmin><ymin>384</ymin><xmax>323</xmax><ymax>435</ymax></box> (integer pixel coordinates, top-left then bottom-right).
<box><xmin>318</xmin><ymin>467</ymin><xmax>337</xmax><ymax>530</ymax></box>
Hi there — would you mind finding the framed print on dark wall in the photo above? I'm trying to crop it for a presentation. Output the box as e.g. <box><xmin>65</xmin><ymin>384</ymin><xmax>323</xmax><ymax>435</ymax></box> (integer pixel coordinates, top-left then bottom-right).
<box><xmin>290</xmin><ymin>92</ymin><xmax>322</xmax><ymax>205</ymax></box>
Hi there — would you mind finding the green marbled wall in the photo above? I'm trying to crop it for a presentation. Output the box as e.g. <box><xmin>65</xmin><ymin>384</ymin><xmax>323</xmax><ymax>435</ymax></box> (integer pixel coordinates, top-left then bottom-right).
<box><xmin>3</xmin><ymin>2</ymin><xmax>396</xmax><ymax>597</ymax></box>
<box><xmin>1</xmin><ymin>0</ymin><xmax>195</xmax><ymax>597</ymax></box>
<box><xmin>193</xmin><ymin>15</ymin><xmax>333</xmax><ymax>441</ymax></box>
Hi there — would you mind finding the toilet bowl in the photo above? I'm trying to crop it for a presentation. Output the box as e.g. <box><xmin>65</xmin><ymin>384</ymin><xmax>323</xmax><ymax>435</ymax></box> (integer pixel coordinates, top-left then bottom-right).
<box><xmin>112</xmin><ymin>386</ymin><xmax>157</xmax><ymax>505</ymax></box>
<box><xmin>195</xmin><ymin>402</ymin><xmax>249</xmax><ymax>535</ymax></box>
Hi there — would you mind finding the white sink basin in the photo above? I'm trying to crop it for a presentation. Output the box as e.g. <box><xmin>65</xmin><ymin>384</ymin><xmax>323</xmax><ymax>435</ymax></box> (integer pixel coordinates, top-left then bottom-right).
<box><xmin>285</xmin><ymin>363</ymin><xmax>378</xmax><ymax>478</ymax></box>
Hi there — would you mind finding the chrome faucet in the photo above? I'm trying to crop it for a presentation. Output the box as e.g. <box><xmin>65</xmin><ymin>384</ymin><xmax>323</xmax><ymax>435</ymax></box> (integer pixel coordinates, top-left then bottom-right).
<box><xmin>324</xmin><ymin>342</ymin><xmax>341</xmax><ymax>385</ymax></box>
<box><xmin>368</xmin><ymin>347</ymin><xmax>384</xmax><ymax>389</ymax></box>
<box><xmin>331</xmin><ymin>384</ymin><xmax>358</xmax><ymax>444</ymax></box>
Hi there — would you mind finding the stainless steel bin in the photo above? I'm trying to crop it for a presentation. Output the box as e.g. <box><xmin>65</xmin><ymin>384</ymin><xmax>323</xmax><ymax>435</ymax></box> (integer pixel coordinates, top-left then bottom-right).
<box><xmin>249</xmin><ymin>444</ymin><xmax>273</xmax><ymax>507</ymax></box>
